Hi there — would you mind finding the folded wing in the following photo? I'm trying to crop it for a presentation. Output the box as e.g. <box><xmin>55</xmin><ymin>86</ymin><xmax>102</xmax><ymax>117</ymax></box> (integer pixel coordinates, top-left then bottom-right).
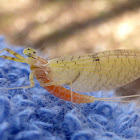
<box><xmin>48</xmin><ymin>50</ymin><xmax>140</xmax><ymax>92</ymax></box>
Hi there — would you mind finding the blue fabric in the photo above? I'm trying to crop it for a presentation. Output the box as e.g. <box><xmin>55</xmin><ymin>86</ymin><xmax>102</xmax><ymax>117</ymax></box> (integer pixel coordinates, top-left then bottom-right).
<box><xmin>0</xmin><ymin>36</ymin><xmax>140</xmax><ymax>140</ymax></box>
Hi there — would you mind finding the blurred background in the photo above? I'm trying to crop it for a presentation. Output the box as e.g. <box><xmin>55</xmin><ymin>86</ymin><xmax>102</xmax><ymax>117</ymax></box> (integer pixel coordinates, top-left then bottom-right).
<box><xmin>0</xmin><ymin>0</ymin><xmax>140</xmax><ymax>100</ymax></box>
<box><xmin>0</xmin><ymin>0</ymin><xmax>140</xmax><ymax>58</ymax></box>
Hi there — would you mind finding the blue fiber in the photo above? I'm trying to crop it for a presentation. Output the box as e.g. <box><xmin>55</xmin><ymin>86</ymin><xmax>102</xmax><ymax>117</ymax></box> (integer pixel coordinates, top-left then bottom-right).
<box><xmin>71</xmin><ymin>130</ymin><xmax>95</xmax><ymax>140</ymax></box>
<box><xmin>7</xmin><ymin>73</ymin><xmax>18</xmax><ymax>83</ymax></box>
<box><xmin>14</xmin><ymin>130</ymin><xmax>42</xmax><ymax>140</ymax></box>
<box><xmin>62</xmin><ymin>113</ymin><xmax>82</xmax><ymax>138</ymax></box>
<box><xmin>96</xmin><ymin>104</ymin><xmax>113</xmax><ymax>118</ymax></box>
<box><xmin>0</xmin><ymin>97</ymin><xmax>11</xmax><ymax>123</ymax></box>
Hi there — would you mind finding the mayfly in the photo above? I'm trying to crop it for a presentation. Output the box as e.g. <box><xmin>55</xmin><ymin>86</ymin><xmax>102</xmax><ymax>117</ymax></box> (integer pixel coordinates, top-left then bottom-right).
<box><xmin>0</xmin><ymin>48</ymin><xmax>140</xmax><ymax>104</ymax></box>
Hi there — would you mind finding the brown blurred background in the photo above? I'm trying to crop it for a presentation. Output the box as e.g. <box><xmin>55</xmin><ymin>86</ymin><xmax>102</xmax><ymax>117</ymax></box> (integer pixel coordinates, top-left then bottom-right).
<box><xmin>1</xmin><ymin>0</ymin><xmax>140</xmax><ymax>58</ymax></box>
<box><xmin>0</xmin><ymin>0</ymin><xmax>140</xmax><ymax>100</ymax></box>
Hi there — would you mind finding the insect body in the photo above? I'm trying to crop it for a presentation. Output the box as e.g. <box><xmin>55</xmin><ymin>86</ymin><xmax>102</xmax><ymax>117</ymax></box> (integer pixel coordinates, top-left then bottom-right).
<box><xmin>0</xmin><ymin>48</ymin><xmax>140</xmax><ymax>103</ymax></box>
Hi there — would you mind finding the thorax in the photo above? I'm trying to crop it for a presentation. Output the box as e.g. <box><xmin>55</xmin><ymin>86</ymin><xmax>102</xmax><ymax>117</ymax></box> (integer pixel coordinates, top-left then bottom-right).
<box><xmin>28</xmin><ymin>57</ymin><xmax>50</xmax><ymax>84</ymax></box>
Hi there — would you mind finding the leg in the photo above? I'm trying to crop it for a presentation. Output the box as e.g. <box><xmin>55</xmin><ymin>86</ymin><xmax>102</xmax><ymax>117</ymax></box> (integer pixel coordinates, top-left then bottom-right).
<box><xmin>0</xmin><ymin>72</ymin><xmax>34</xmax><ymax>90</ymax></box>
<box><xmin>70</xmin><ymin>82</ymin><xmax>73</xmax><ymax>103</ymax></box>
<box><xmin>0</xmin><ymin>48</ymin><xmax>25</xmax><ymax>59</ymax></box>
<box><xmin>70</xmin><ymin>82</ymin><xmax>75</xmax><ymax>108</ymax></box>
<box><xmin>0</xmin><ymin>48</ymin><xmax>26</xmax><ymax>62</ymax></box>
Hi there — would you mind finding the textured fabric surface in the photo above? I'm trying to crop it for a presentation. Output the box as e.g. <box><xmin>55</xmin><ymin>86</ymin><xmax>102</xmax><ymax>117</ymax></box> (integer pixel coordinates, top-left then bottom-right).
<box><xmin>0</xmin><ymin>36</ymin><xmax>140</xmax><ymax>140</ymax></box>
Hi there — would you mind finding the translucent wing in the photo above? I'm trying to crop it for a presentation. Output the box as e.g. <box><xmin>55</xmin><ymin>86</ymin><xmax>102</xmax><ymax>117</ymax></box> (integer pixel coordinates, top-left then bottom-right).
<box><xmin>47</xmin><ymin>50</ymin><xmax>140</xmax><ymax>92</ymax></box>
